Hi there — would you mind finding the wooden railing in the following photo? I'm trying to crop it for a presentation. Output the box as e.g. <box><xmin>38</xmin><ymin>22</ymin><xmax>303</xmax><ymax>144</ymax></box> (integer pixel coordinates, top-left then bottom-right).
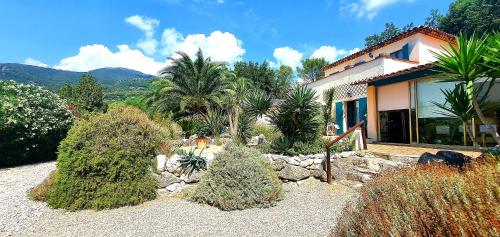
<box><xmin>325</xmin><ymin>121</ymin><xmax>367</xmax><ymax>184</ymax></box>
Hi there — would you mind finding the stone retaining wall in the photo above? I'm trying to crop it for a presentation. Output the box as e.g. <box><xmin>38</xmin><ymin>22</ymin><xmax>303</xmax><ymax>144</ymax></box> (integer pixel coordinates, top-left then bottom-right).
<box><xmin>155</xmin><ymin>151</ymin><xmax>414</xmax><ymax>193</ymax></box>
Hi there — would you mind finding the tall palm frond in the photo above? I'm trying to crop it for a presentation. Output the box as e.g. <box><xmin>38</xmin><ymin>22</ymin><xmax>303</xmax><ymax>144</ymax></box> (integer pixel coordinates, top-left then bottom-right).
<box><xmin>243</xmin><ymin>90</ymin><xmax>272</xmax><ymax>119</ymax></box>
<box><xmin>144</xmin><ymin>49</ymin><xmax>226</xmax><ymax>121</ymax></box>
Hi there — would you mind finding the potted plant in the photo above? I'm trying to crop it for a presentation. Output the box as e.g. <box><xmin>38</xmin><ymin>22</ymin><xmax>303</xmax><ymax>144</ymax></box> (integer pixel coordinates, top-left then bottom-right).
<box><xmin>194</xmin><ymin>125</ymin><xmax>210</xmax><ymax>149</ymax></box>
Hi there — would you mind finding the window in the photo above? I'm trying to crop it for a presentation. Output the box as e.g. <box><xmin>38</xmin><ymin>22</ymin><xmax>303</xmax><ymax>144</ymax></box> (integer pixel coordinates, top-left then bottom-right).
<box><xmin>390</xmin><ymin>44</ymin><xmax>409</xmax><ymax>60</ymax></box>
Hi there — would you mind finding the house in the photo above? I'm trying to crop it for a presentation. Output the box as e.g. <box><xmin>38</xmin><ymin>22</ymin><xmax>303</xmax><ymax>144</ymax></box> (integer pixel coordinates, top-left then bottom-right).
<box><xmin>308</xmin><ymin>26</ymin><xmax>499</xmax><ymax>147</ymax></box>
<box><xmin>355</xmin><ymin>60</ymin><xmax>500</xmax><ymax>147</ymax></box>
<box><xmin>308</xmin><ymin>26</ymin><xmax>455</xmax><ymax>136</ymax></box>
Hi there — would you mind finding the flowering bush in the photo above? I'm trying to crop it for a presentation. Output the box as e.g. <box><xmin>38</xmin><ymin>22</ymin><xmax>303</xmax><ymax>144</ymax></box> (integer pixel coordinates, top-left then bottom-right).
<box><xmin>0</xmin><ymin>80</ymin><xmax>72</xmax><ymax>166</ymax></box>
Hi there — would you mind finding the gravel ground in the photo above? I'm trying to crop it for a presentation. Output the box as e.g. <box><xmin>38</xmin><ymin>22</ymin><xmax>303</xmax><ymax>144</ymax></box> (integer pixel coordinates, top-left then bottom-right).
<box><xmin>0</xmin><ymin>162</ymin><xmax>55</xmax><ymax>236</ymax></box>
<box><xmin>1</xmin><ymin>162</ymin><xmax>357</xmax><ymax>237</ymax></box>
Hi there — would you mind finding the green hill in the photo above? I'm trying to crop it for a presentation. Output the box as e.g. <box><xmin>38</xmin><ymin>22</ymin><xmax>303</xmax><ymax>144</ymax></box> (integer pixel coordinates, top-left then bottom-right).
<box><xmin>0</xmin><ymin>63</ymin><xmax>155</xmax><ymax>90</ymax></box>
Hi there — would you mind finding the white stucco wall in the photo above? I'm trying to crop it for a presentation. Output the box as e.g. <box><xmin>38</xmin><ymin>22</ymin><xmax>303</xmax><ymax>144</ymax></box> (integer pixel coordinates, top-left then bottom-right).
<box><xmin>418</xmin><ymin>34</ymin><xmax>452</xmax><ymax>64</ymax></box>
<box><xmin>324</xmin><ymin>34</ymin><xmax>422</xmax><ymax>76</ymax></box>
<box><xmin>308</xmin><ymin>57</ymin><xmax>415</xmax><ymax>102</ymax></box>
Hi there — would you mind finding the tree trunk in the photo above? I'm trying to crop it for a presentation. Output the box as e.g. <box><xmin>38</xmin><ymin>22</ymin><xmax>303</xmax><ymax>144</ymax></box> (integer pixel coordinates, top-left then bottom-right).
<box><xmin>465</xmin><ymin>124</ymin><xmax>480</xmax><ymax>148</ymax></box>
<box><xmin>471</xmin><ymin>95</ymin><xmax>500</xmax><ymax>145</ymax></box>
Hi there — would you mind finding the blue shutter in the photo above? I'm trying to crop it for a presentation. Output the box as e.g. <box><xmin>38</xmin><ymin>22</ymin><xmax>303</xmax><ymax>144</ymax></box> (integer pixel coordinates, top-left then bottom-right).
<box><xmin>335</xmin><ymin>102</ymin><xmax>343</xmax><ymax>134</ymax></box>
<box><xmin>402</xmin><ymin>44</ymin><xmax>409</xmax><ymax>60</ymax></box>
<box><xmin>358</xmin><ymin>97</ymin><xmax>367</xmax><ymax>128</ymax></box>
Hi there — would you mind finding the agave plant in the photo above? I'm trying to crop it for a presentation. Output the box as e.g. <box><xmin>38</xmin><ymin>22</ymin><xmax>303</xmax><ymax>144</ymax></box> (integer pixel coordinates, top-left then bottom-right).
<box><xmin>432</xmin><ymin>33</ymin><xmax>499</xmax><ymax>144</ymax></box>
<box><xmin>178</xmin><ymin>148</ymin><xmax>207</xmax><ymax>177</ymax></box>
<box><xmin>270</xmin><ymin>85</ymin><xmax>321</xmax><ymax>146</ymax></box>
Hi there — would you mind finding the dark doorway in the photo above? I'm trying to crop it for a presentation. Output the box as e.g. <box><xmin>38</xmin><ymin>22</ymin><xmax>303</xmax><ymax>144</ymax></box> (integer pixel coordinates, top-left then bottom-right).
<box><xmin>379</xmin><ymin>109</ymin><xmax>410</xmax><ymax>144</ymax></box>
<box><xmin>346</xmin><ymin>100</ymin><xmax>358</xmax><ymax>128</ymax></box>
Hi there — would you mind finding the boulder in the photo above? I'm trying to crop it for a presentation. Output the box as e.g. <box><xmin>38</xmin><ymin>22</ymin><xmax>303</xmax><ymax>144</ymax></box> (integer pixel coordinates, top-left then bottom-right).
<box><xmin>278</xmin><ymin>164</ymin><xmax>310</xmax><ymax>181</ymax></box>
<box><xmin>311</xmin><ymin>169</ymin><xmax>328</xmax><ymax>182</ymax></box>
<box><xmin>180</xmin><ymin>171</ymin><xmax>204</xmax><ymax>183</ymax></box>
<box><xmin>272</xmin><ymin>158</ymin><xmax>286</xmax><ymax>171</ymax></box>
<box><xmin>153</xmin><ymin>172</ymin><xmax>181</xmax><ymax>188</ymax></box>
<box><xmin>299</xmin><ymin>159</ymin><xmax>314</xmax><ymax>168</ymax></box>
<box><xmin>166</xmin><ymin>182</ymin><xmax>182</xmax><ymax>192</ymax></box>
<box><xmin>436</xmin><ymin>150</ymin><xmax>471</xmax><ymax>167</ymax></box>
<box><xmin>417</xmin><ymin>152</ymin><xmax>445</xmax><ymax>165</ymax></box>
<box><xmin>156</xmin><ymin>155</ymin><xmax>167</xmax><ymax>171</ymax></box>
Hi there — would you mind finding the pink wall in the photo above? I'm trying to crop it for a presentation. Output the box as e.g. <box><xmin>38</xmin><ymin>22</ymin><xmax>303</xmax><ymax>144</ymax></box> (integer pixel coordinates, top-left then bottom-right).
<box><xmin>377</xmin><ymin>81</ymin><xmax>410</xmax><ymax>111</ymax></box>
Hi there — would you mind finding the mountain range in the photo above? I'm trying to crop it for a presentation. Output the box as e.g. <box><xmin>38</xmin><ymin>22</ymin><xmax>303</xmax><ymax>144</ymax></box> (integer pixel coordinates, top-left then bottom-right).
<box><xmin>0</xmin><ymin>63</ymin><xmax>156</xmax><ymax>90</ymax></box>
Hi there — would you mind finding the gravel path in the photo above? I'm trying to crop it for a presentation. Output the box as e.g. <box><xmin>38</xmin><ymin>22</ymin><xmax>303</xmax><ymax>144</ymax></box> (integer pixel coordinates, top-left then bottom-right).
<box><xmin>1</xmin><ymin>162</ymin><xmax>357</xmax><ymax>237</ymax></box>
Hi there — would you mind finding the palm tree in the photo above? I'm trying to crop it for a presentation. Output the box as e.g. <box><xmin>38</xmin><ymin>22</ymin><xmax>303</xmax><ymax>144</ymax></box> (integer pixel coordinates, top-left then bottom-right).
<box><xmin>432</xmin><ymin>33</ymin><xmax>499</xmax><ymax>144</ymax></box>
<box><xmin>144</xmin><ymin>49</ymin><xmax>226</xmax><ymax>120</ymax></box>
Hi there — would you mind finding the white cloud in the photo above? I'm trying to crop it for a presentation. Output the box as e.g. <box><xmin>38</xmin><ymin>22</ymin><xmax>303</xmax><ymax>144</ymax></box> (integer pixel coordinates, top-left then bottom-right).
<box><xmin>273</xmin><ymin>47</ymin><xmax>303</xmax><ymax>69</ymax></box>
<box><xmin>310</xmin><ymin>46</ymin><xmax>348</xmax><ymax>62</ymax></box>
<box><xmin>125</xmin><ymin>15</ymin><xmax>160</xmax><ymax>55</ymax></box>
<box><xmin>341</xmin><ymin>0</ymin><xmax>414</xmax><ymax>19</ymax></box>
<box><xmin>349</xmin><ymin>48</ymin><xmax>361</xmax><ymax>55</ymax></box>
<box><xmin>161</xmin><ymin>29</ymin><xmax>245</xmax><ymax>64</ymax></box>
<box><xmin>54</xmin><ymin>44</ymin><xmax>166</xmax><ymax>75</ymax></box>
<box><xmin>24</xmin><ymin>58</ymin><xmax>48</xmax><ymax>67</ymax></box>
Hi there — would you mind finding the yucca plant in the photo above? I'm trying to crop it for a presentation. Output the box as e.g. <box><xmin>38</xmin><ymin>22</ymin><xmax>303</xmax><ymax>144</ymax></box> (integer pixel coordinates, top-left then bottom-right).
<box><xmin>243</xmin><ymin>89</ymin><xmax>272</xmax><ymax>118</ymax></box>
<box><xmin>178</xmin><ymin>148</ymin><xmax>207</xmax><ymax>177</ymax></box>
<box><xmin>270</xmin><ymin>86</ymin><xmax>321</xmax><ymax>146</ymax></box>
<box><xmin>224</xmin><ymin>75</ymin><xmax>250</xmax><ymax>139</ymax></box>
<box><xmin>431</xmin><ymin>84</ymin><xmax>481</xmax><ymax>147</ymax></box>
<box><xmin>432</xmin><ymin>33</ymin><xmax>499</xmax><ymax>144</ymax></box>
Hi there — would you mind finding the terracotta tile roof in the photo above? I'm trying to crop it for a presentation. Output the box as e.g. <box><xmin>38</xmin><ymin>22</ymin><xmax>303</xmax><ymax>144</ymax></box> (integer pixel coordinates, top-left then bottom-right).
<box><xmin>351</xmin><ymin>63</ymin><xmax>436</xmax><ymax>85</ymax></box>
<box><xmin>321</xmin><ymin>26</ymin><xmax>455</xmax><ymax>72</ymax></box>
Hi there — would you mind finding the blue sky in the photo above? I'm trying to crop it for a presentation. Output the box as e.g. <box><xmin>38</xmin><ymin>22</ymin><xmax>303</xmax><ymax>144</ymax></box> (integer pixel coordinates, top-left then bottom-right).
<box><xmin>0</xmin><ymin>0</ymin><xmax>453</xmax><ymax>75</ymax></box>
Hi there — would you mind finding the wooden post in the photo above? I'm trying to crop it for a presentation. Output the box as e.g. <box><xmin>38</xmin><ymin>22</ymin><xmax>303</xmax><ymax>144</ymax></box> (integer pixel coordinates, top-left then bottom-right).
<box><xmin>361</xmin><ymin>123</ymin><xmax>368</xmax><ymax>150</ymax></box>
<box><xmin>324</xmin><ymin>120</ymin><xmax>367</xmax><ymax>185</ymax></box>
<box><xmin>325</xmin><ymin>147</ymin><xmax>332</xmax><ymax>184</ymax></box>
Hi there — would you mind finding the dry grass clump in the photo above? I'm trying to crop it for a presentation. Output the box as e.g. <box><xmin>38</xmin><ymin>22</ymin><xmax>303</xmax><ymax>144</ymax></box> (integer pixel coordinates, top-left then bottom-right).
<box><xmin>332</xmin><ymin>160</ymin><xmax>500</xmax><ymax>237</ymax></box>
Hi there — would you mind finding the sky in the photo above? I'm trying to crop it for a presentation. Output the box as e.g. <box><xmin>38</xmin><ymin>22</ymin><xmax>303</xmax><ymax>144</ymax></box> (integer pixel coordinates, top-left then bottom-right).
<box><xmin>0</xmin><ymin>0</ymin><xmax>453</xmax><ymax>75</ymax></box>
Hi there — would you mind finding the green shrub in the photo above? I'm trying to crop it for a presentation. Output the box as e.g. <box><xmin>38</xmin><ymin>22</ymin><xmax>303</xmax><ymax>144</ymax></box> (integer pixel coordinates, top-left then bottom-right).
<box><xmin>0</xmin><ymin>80</ymin><xmax>73</xmax><ymax>167</ymax></box>
<box><xmin>271</xmin><ymin>137</ymin><xmax>325</xmax><ymax>156</ymax></box>
<box><xmin>152</xmin><ymin>115</ymin><xmax>182</xmax><ymax>140</ymax></box>
<box><xmin>46</xmin><ymin>106</ymin><xmax>163</xmax><ymax>210</ymax></box>
<box><xmin>270</xmin><ymin>85</ymin><xmax>321</xmax><ymax>144</ymax></box>
<box><xmin>483</xmin><ymin>146</ymin><xmax>500</xmax><ymax>161</ymax></box>
<box><xmin>332</xmin><ymin>161</ymin><xmax>499</xmax><ymax>236</ymax></box>
<box><xmin>28</xmin><ymin>171</ymin><xmax>57</xmax><ymax>201</ymax></box>
<box><xmin>190</xmin><ymin>145</ymin><xmax>283</xmax><ymax>210</ymax></box>
<box><xmin>269</xmin><ymin>86</ymin><xmax>322</xmax><ymax>155</ymax></box>
<box><xmin>251</xmin><ymin>124</ymin><xmax>282</xmax><ymax>144</ymax></box>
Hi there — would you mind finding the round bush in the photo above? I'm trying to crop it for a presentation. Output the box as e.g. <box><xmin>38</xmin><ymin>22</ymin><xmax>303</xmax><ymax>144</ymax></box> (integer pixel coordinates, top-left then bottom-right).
<box><xmin>190</xmin><ymin>145</ymin><xmax>283</xmax><ymax>210</ymax></box>
<box><xmin>0</xmin><ymin>80</ymin><xmax>73</xmax><ymax>166</ymax></box>
<box><xmin>47</xmin><ymin>106</ymin><xmax>164</xmax><ymax>210</ymax></box>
